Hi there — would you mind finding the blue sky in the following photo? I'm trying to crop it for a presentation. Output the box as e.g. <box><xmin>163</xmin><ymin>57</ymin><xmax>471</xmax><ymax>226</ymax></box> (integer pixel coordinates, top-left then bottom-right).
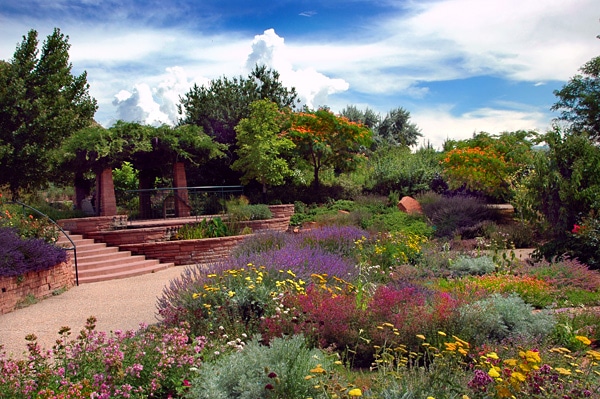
<box><xmin>0</xmin><ymin>0</ymin><xmax>598</xmax><ymax>148</ymax></box>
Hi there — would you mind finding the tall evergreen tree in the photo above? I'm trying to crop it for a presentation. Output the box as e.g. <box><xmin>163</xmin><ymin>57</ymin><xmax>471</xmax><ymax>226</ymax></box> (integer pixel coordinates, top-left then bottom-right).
<box><xmin>0</xmin><ymin>28</ymin><xmax>97</xmax><ymax>198</ymax></box>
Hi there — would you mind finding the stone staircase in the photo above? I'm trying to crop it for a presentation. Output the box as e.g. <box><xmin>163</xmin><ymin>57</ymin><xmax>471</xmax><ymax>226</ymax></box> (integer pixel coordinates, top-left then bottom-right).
<box><xmin>57</xmin><ymin>232</ymin><xmax>174</xmax><ymax>284</ymax></box>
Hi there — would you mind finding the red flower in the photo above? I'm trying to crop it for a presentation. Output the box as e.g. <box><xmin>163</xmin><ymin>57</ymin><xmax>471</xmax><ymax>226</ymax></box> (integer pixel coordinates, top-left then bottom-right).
<box><xmin>572</xmin><ymin>224</ymin><xmax>582</xmax><ymax>234</ymax></box>
<box><xmin>265</xmin><ymin>383</ymin><xmax>274</xmax><ymax>390</ymax></box>
<box><xmin>183</xmin><ymin>379</ymin><xmax>191</xmax><ymax>387</ymax></box>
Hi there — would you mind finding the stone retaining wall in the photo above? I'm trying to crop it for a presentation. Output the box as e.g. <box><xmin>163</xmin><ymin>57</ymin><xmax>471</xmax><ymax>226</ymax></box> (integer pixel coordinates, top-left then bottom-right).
<box><xmin>85</xmin><ymin>217</ymin><xmax>290</xmax><ymax>247</ymax></box>
<box><xmin>0</xmin><ymin>258</ymin><xmax>75</xmax><ymax>315</ymax></box>
<box><xmin>120</xmin><ymin>235</ymin><xmax>249</xmax><ymax>266</ymax></box>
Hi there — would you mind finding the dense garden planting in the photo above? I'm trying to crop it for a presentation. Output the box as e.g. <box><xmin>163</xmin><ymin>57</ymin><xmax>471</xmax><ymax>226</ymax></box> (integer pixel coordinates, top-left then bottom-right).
<box><xmin>2</xmin><ymin>27</ymin><xmax>600</xmax><ymax>399</ymax></box>
<box><xmin>2</xmin><ymin>195</ymin><xmax>600</xmax><ymax>398</ymax></box>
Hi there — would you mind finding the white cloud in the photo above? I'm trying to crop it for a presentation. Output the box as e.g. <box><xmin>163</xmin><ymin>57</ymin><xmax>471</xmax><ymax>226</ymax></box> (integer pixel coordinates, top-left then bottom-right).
<box><xmin>244</xmin><ymin>29</ymin><xmax>350</xmax><ymax>109</ymax></box>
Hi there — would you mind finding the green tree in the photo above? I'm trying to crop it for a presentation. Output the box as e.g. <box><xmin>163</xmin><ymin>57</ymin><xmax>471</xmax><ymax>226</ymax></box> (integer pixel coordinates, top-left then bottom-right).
<box><xmin>368</xmin><ymin>145</ymin><xmax>443</xmax><ymax>196</ymax></box>
<box><xmin>0</xmin><ymin>28</ymin><xmax>97</xmax><ymax>198</ymax></box>
<box><xmin>552</xmin><ymin>51</ymin><xmax>600</xmax><ymax>140</ymax></box>
<box><xmin>286</xmin><ymin>108</ymin><xmax>373</xmax><ymax>190</ymax></box>
<box><xmin>441</xmin><ymin>131</ymin><xmax>535</xmax><ymax>202</ymax></box>
<box><xmin>339</xmin><ymin>105</ymin><xmax>380</xmax><ymax>129</ymax></box>
<box><xmin>179</xmin><ymin>65</ymin><xmax>299</xmax><ymax>145</ymax></box>
<box><xmin>515</xmin><ymin>127</ymin><xmax>600</xmax><ymax>267</ymax></box>
<box><xmin>377</xmin><ymin>107</ymin><xmax>422</xmax><ymax>147</ymax></box>
<box><xmin>517</xmin><ymin>127</ymin><xmax>600</xmax><ymax>237</ymax></box>
<box><xmin>231</xmin><ymin>100</ymin><xmax>295</xmax><ymax>200</ymax></box>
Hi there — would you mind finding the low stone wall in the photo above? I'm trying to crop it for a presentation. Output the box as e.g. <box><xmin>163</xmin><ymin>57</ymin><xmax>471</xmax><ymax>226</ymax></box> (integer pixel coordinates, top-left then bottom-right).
<box><xmin>57</xmin><ymin>216</ymin><xmax>124</xmax><ymax>235</ymax></box>
<box><xmin>0</xmin><ymin>258</ymin><xmax>75</xmax><ymax>315</ymax></box>
<box><xmin>85</xmin><ymin>217</ymin><xmax>290</xmax><ymax>247</ymax></box>
<box><xmin>120</xmin><ymin>235</ymin><xmax>249</xmax><ymax>266</ymax></box>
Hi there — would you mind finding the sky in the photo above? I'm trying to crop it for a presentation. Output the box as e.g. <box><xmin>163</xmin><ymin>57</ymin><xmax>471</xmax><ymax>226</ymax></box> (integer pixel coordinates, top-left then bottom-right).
<box><xmin>0</xmin><ymin>0</ymin><xmax>598</xmax><ymax>149</ymax></box>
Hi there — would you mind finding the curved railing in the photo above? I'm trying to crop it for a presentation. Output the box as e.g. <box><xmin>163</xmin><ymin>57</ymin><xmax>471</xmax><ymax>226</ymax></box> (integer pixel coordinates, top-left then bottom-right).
<box><xmin>10</xmin><ymin>201</ymin><xmax>79</xmax><ymax>286</ymax></box>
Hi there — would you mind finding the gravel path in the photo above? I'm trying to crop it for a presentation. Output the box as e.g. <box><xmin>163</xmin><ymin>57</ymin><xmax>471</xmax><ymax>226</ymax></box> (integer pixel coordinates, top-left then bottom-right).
<box><xmin>0</xmin><ymin>265</ymin><xmax>189</xmax><ymax>359</ymax></box>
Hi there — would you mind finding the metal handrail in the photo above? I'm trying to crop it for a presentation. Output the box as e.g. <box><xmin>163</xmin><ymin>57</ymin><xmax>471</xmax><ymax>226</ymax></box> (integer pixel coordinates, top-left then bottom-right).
<box><xmin>11</xmin><ymin>201</ymin><xmax>79</xmax><ymax>286</ymax></box>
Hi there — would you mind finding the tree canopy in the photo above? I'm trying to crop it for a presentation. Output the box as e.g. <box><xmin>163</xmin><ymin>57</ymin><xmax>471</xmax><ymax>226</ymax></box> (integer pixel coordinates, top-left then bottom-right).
<box><xmin>552</xmin><ymin>51</ymin><xmax>600</xmax><ymax>140</ymax></box>
<box><xmin>0</xmin><ymin>28</ymin><xmax>97</xmax><ymax>198</ymax></box>
<box><xmin>178</xmin><ymin>65</ymin><xmax>299</xmax><ymax>145</ymax></box>
<box><xmin>232</xmin><ymin>100</ymin><xmax>295</xmax><ymax>197</ymax></box>
<box><xmin>286</xmin><ymin>108</ymin><xmax>372</xmax><ymax>190</ymax></box>
<box><xmin>441</xmin><ymin>131</ymin><xmax>535</xmax><ymax>202</ymax></box>
<box><xmin>377</xmin><ymin>107</ymin><xmax>422</xmax><ymax>147</ymax></box>
<box><xmin>60</xmin><ymin>121</ymin><xmax>225</xmax><ymax>176</ymax></box>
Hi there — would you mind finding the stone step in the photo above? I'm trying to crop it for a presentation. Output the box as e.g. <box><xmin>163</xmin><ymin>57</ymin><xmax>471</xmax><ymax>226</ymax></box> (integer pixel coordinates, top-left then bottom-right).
<box><xmin>77</xmin><ymin>260</ymin><xmax>172</xmax><ymax>284</ymax></box>
<box><xmin>59</xmin><ymin>230</ymin><xmax>174</xmax><ymax>284</ymax></box>
<box><xmin>77</xmin><ymin>254</ymin><xmax>148</xmax><ymax>269</ymax></box>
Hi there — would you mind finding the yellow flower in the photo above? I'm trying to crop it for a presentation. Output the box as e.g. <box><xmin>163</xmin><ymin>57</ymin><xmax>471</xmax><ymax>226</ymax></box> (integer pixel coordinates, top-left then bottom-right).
<box><xmin>486</xmin><ymin>352</ymin><xmax>499</xmax><ymax>360</ymax></box>
<box><xmin>504</xmin><ymin>358</ymin><xmax>518</xmax><ymax>367</ymax></box>
<box><xmin>575</xmin><ymin>335</ymin><xmax>592</xmax><ymax>346</ymax></box>
<box><xmin>348</xmin><ymin>388</ymin><xmax>362</xmax><ymax>397</ymax></box>
<box><xmin>437</xmin><ymin>331</ymin><xmax>447</xmax><ymax>336</ymax></box>
<box><xmin>462</xmin><ymin>396</ymin><xmax>470</xmax><ymax>399</ymax></box>
<box><xmin>555</xmin><ymin>367</ymin><xmax>572</xmax><ymax>375</ymax></box>
<box><xmin>416</xmin><ymin>334</ymin><xmax>426</xmax><ymax>340</ymax></box>
<box><xmin>488</xmin><ymin>367</ymin><xmax>501</xmax><ymax>378</ymax></box>
<box><xmin>511</xmin><ymin>372</ymin><xmax>526</xmax><ymax>382</ymax></box>
<box><xmin>587</xmin><ymin>349</ymin><xmax>600</xmax><ymax>360</ymax></box>
<box><xmin>310</xmin><ymin>364</ymin><xmax>326</xmax><ymax>374</ymax></box>
<box><xmin>228</xmin><ymin>291</ymin><xmax>235</xmax><ymax>297</ymax></box>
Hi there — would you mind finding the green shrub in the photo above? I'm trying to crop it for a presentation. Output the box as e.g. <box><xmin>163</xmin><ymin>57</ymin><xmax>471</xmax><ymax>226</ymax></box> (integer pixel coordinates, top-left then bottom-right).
<box><xmin>174</xmin><ymin>218</ymin><xmax>230</xmax><ymax>240</ymax></box>
<box><xmin>365</xmin><ymin>210</ymin><xmax>432</xmax><ymax>236</ymax></box>
<box><xmin>368</xmin><ymin>145</ymin><xmax>442</xmax><ymax>197</ymax></box>
<box><xmin>449</xmin><ymin>255</ymin><xmax>496</xmax><ymax>276</ymax></box>
<box><xmin>456</xmin><ymin>293</ymin><xmax>556</xmax><ymax>345</ymax></box>
<box><xmin>228</xmin><ymin>202</ymin><xmax>272</xmax><ymax>222</ymax></box>
<box><xmin>185</xmin><ymin>335</ymin><xmax>334</xmax><ymax>399</ymax></box>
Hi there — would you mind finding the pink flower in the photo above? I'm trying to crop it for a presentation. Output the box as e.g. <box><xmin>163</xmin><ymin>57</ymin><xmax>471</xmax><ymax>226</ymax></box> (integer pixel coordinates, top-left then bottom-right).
<box><xmin>183</xmin><ymin>379</ymin><xmax>191</xmax><ymax>387</ymax></box>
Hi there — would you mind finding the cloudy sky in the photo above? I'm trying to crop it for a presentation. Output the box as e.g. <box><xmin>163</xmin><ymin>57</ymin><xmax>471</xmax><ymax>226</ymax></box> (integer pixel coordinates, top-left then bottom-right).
<box><xmin>0</xmin><ymin>0</ymin><xmax>598</xmax><ymax>148</ymax></box>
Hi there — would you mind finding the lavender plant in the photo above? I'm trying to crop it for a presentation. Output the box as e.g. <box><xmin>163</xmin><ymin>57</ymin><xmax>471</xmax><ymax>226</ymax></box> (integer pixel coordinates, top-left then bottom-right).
<box><xmin>0</xmin><ymin>227</ymin><xmax>67</xmax><ymax>277</ymax></box>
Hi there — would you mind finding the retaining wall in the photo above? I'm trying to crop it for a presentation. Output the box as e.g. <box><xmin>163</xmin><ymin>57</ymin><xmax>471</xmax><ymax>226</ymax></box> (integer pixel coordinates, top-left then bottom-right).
<box><xmin>0</xmin><ymin>258</ymin><xmax>75</xmax><ymax>315</ymax></box>
<box><xmin>120</xmin><ymin>235</ymin><xmax>249</xmax><ymax>266</ymax></box>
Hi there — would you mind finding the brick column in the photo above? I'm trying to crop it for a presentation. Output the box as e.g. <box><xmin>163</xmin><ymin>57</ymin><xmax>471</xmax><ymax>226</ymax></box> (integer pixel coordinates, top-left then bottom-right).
<box><xmin>173</xmin><ymin>162</ymin><xmax>190</xmax><ymax>217</ymax></box>
<box><xmin>96</xmin><ymin>168</ymin><xmax>117</xmax><ymax>216</ymax></box>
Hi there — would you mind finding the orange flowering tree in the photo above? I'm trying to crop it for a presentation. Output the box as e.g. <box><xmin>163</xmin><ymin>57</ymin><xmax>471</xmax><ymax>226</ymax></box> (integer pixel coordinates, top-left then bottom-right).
<box><xmin>441</xmin><ymin>131</ymin><xmax>534</xmax><ymax>201</ymax></box>
<box><xmin>286</xmin><ymin>108</ymin><xmax>373</xmax><ymax>189</ymax></box>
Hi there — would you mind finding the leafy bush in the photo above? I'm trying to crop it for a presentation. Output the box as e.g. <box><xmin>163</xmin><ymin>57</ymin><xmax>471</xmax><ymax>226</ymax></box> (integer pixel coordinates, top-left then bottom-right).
<box><xmin>456</xmin><ymin>293</ymin><xmax>556</xmax><ymax>345</ymax></box>
<box><xmin>356</xmin><ymin>231</ymin><xmax>428</xmax><ymax>270</ymax></box>
<box><xmin>518</xmin><ymin>258</ymin><xmax>600</xmax><ymax>292</ymax></box>
<box><xmin>449</xmin><ymin>255</ymin><xmax>496</xmax><ymax>277</ymax></box>
<box><xmin>0</xmin><ymin>227</ymin><xmax>67</xmax><ymax>277</ymax></box>
<box><xmin>365</xmin><ymin>210</ymin><xmax>433</xmax><ymax>236</ymax></box>
<box><xmin>174</xmin><ymin>218</ymin><xmax>231</xmax><ymax>239</ymax></box>
<box><xmin>368</xmin><ymin>146</ymin><xmax>442</xmax><ymax>197</ymax></box>
<box><xmin>185</xmin><ymin>335</ymin><xmax>335</xmax><ymax>399</ymax></box>
<box><xmin>260</xmin><ymin>279</ymin><xmax>460</xmax><ymax>368</ymax></box>
<box><xmin>418</xmin><ymin>192</ymin><xmax>498</xmax><ymax>238</ymax></box>
<box><xmin>227</xmin><ymin>202</ymin><xmax>272</xmax><ymax>222</ymax></box>
<box><xmin>158</xmin><ymin>264</ymin><xmax>290</xmax><ymax>339</ymax></box>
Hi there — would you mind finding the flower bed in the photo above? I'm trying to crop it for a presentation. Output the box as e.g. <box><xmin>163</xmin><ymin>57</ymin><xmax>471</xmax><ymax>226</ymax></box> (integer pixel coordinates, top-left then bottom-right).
<box><xmin>0</xmin><ymin>258</ymin><xmax>74</xmax><ymax>315</ymax></box>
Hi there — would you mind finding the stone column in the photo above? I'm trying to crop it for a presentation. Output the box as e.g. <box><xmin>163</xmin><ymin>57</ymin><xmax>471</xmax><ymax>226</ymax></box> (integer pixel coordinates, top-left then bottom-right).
<box><xmin>173</xmin><ymin>162</ymin><xmax>191</xmax><ymax>217</ymax></box>
<box><xmin>96</xmin><ymin>168</ymin><xmax>117</xmax><ymax>216</ymax></box>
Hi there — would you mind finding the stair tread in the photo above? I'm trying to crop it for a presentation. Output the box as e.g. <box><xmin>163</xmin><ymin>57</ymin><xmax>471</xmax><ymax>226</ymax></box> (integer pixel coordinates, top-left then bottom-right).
<box><xmin>58</xmin><ymin>230</ymin><xmax>174</xmax><ymax>284</ymax></box>
<box><xmin>77</xmin><ymin>262</ymin><xmax>173</xmax><ymax>283</ymax></box>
